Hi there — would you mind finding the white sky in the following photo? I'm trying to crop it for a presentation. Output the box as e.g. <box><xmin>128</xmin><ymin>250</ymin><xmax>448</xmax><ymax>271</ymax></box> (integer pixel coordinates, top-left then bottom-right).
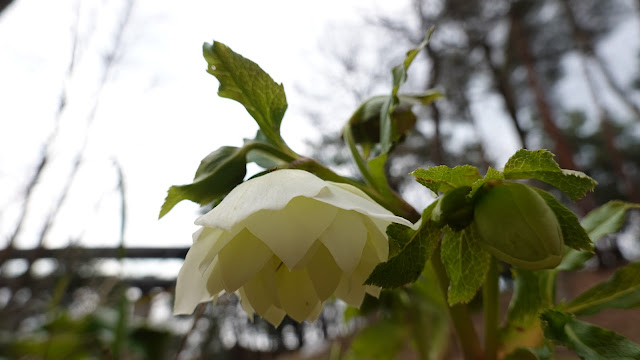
<box><xmin>0</xmin><ymin>0</ymin><xmax>411</xmax><ymax>256</ymax></box>
<box><xmin>1</xmin><ymin>0</ymin><xmax>638</xmax><ymax>266</ymax></box>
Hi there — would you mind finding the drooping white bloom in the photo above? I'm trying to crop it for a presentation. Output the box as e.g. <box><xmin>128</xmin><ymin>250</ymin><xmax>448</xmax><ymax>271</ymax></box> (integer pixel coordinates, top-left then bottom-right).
<box><xmin>174</xmin><ymin>169</ymin><xmax>412</xmax><ymax>326</ymax></box>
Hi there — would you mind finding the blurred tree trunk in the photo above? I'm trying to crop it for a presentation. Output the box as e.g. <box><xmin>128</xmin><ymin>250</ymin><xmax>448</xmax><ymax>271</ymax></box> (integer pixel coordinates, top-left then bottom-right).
<box><xmin>509</xmin><ymin>7</ymin><xmax>577</xmax><ymax>171</ymax></box>
<box><xmin>0</xmin><ymin>0</ymin><xmax>14</xmax><ymax>15</ymax></box>
<box><xmin>414</xmin><ymin>0</ymin><xmax>445</xmax><ymax>165</ymax></box>
<box><xmin>459</xmin><ymin>83</ymin><xmax>492</xmax><ymax>170</ymax></box>
<box><xmin>560</xmin><ymin>0</ymin><xmax>640</xmax><ymax>202</ymax></box>
<box><xmin>425</xmin><ymin>44</ymin><xmax>445</xmax><ymax>165</ymax></box>
<box><xmin>559</xmin><ymin>0</ymin><xmax>640</xmax><ymax>121</ymax></box>
<box><xmin>479</xmin><ymin>39</ymin><xmax>529</xmax><ymax>148</ymax></box>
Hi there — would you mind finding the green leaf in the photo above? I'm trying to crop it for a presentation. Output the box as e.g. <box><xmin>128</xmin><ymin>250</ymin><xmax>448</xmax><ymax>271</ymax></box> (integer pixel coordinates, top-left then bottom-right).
<box><xmin>411</xmin><ymin>165</ymin><xmax>481</xmax><ymax>195</ymax></box>
<box><xmin>556</xmin><ymin>249</ymin><xmax>594</xmax><ymax>271</ymax></box>
<box><xmin>506</xmin><ymin>269</ymin><xmax>556</xmax><ymax>329</ymax></box>
<box><xmin>203</xmin><ymin>41</ymin><xmax>287</xmax><ymax>147</ymax></box>
<box><xmin>244</xmin><ymin>131</ymin><xmax>289</xmax><ymax>169</ymax></box>
<box><xmin>367</xmin><ymin>153</ymin><xmax>394</xmax><ymax>197</ymax></box>
<box><xmin>468</xmin><ymin>167</ymin><xmax>505</xmax><ymax>199</ymax></box>
<box><xmin>501</xmin><ymin>269</ymin><xmax>555</xmax><ymax>352</ymax></box>
<box><xmin>398</xmin><ymin>92</ymin><xmax>443</xmax><ymax>106</ymax></box>
<box><xmin>503</xmin><ymin>149</ymin><xmax>597</xmax><ymax>201</ymax></box>
<box><xmin>581</xmin><ymin>201</ymin><xmax>640</xmax><ymax>242</ymax></box>
<box><xmin>533</xmin><ymin>188</ymin><xmax>593</xmax><ymax>252</ymax></box>
<box><xmin>159</xmin><ymin>146</ymin><xmax>247</xmax><ymax>218</ymax></box>
<box><xmin>365</xmin><ymin>205</ymin><xmax>440</xmax><ymax>288</ymax></box>
<box><xmin>380</xmin><ymin>29</ymin><xmax>434</xmax><ymax>154</ymax></box>
<box><xmin>565</xmin><ymin>261</ymin><xmax>640</xmax><ymax>316</ymax></box>
<box><xmin>541</xmin><ymin>310</ymin><xmax>640</xmax><ymax>359</ymax></box>
<box><xmin>504</xmin><ymin>344</ymin><xmax>553</xmax><ymax>360</ymax></box>
<box><xmin>345</xmin><ymin>318</ymin><xmax>408</xmax><ymax>360</ymax></box>
<box><xmin>440</xmin><ymin>227</ymin><xmax>491</xmax><ymax>305</ymax></box>
<box><xmin>346</xmin><ymin>93</ymin><xmax>441</xmax><ymax>153</ymax></box>
<box><xmin>386</xmin><ymin>223</ymin><xmax>414</xmax><ymax>258</ymax></box>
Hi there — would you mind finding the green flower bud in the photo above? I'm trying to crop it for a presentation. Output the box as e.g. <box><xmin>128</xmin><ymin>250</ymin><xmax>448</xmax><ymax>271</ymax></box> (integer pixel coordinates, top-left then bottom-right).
<box><xmin>473</xmin><ymin>182</ymin><xmax>563</xmax><ymax>270</ymax></box>
<box><xmin>431</xmin><ymin>186</ymin><xmax>474</xmax><ymax>231</ymax></box>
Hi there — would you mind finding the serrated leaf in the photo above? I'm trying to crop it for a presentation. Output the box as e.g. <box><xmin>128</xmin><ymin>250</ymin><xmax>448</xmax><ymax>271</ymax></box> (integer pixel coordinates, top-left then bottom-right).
<box><xmin>440</xmin><ymin>227</ymin><xmax>491</xmax><ymax>305</ymax></box>
<box><xmin>203</xmin><ymin>41</ymin><xmax>287</xmax><ymax>147</ymax></box>
<box><xmin>581</xmin><ymin>201</ymin><xmax>640</xmax><ymax>242</ymax></box>
<box><xmin>159</xmin><ymin>146</ymin><xmax>247</xmax><ymax>218</ymax></box>
<box><xmin>565</xmin><ymin>261</ymin><xmax>640</xmax><ymax>316</ymax></box>
<box><xmin>501</xmin><ymin>269</ymin><xmax>555</xmax><ymax>353</ymax></box>
<box><xmin>386</xmin><ymin>223</ymin><xmax>414</xmax><ymax>258</ymax></box>
<box><xmin>468</xmin><ymin>167</ymin><xmax>505</xmax><ymax>199</ymax></box>
<box><xmin>411</xmin><ymin>165</ymin><xmax>481</xmax><ymax>195</ymax></box>
<box><xmin>365</xmin><ymin>205</ymin><xmax>440</xmax><ymax>288</ymax></box>
<box><xmin>541</xmin><ymin>310</ymin><xmax>640</xmax><ymax>360</ymax></box>
<box><xmin>503</xmin><ymin>149</ymin><xmax>596</xmax><ymax>201</ymax></box>
<box><xmin>380</xmin><ymin>29</ymin><xmax>434</xmax><ymax>154</ymax></box>
<box><xmin>533</xmin><ymin>188</ymin><xmax>593</xmax><ymax>252</ymax></box>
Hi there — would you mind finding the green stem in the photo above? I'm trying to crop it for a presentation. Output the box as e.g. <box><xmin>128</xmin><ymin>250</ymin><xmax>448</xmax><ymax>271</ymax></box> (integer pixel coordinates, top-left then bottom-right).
<box><xmin>484</xmin><ymin>257</ymin><xmax>499</xmax><ymax>360</ymax></box>
<box><xmin>249</xmin><ymin>130</ymin><xmax>421</xmax><ymax>222</ymax></box>
<box><xmin>291</xmin><ymin>157</ymin><xmax>421</xmax><ymax>222</ymax></box>
<box><xmin>432</xmin><ymin>245</ymin><xmax>485</xmax><ymax>360</ymax></box>
<box><xmin>248</xmin><ymin>137</ymin><xmax>421</xmax><ymax>222</ymax></box>
<box><xmin>343</xmin><ymin>125</ymin><xmax>379</xmax><ymax>189</ymax></box>
<box><xmin>244</xmin><ymin>141</ymin><xmax>299</xmax><ymax>163</ymax></box>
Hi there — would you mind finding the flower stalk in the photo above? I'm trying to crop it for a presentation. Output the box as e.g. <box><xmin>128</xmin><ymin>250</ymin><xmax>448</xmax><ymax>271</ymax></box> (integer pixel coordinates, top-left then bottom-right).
<box><xmin>432</xmin><ymin>244</ymin><xmax>485</xmax><ymax>360</ymax></box>
<box><xmin>484</xmin><ymin>257</ymin><xmax>499</xmax><ymax>360</ymax></box>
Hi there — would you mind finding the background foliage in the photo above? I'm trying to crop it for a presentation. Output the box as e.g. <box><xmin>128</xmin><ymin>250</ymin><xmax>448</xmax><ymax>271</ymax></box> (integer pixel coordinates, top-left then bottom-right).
<box><xmin>1</xmin><ymin>0</ymin><xmax>640</xmax><ymax>359</ymax></box>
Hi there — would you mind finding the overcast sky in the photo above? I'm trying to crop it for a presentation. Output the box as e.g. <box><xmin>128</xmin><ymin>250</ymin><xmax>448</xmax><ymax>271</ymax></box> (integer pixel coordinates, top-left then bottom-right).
<box><xmin>0</xmin><ymin>0</ymin><xmax>414</xmax><ymax>277</ymax></box>
<box><xmin>1</xmin><ymin>0</ymin><xmax>638</xmax><ymax>279</ymax></box>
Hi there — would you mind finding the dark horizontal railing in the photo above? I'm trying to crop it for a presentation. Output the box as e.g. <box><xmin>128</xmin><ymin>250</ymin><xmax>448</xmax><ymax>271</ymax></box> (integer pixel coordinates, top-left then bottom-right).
<box><xmin>1</xmin><ymin>246</ymin><xmax>189</xmax><ymax>260</ymax></box>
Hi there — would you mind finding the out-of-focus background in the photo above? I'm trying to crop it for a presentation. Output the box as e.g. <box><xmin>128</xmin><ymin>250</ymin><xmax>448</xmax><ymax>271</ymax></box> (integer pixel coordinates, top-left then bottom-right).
<box><xmin>1</xmin><ymin>0</ymin><xmax>639</xmax><ymax>358</ymax></box>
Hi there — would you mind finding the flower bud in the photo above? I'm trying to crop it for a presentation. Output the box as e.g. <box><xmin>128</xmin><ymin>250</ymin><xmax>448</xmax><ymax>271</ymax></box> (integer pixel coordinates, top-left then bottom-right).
<box><xmin>473</xmin><ymin>182</ymin><xmax>563</xmax><ymax>270</ymax></box>
<box><xmin>431</xmin><ymin>186</ymin><xmax>474</xmax><ymax>231</ymax></box>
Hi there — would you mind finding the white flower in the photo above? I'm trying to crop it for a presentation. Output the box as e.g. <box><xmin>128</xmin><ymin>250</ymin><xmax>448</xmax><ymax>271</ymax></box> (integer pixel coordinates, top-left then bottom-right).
<box><xmin>173</xmin><ymin>169</ymin><xmax>413</xmax><ymax>326</ymax></box>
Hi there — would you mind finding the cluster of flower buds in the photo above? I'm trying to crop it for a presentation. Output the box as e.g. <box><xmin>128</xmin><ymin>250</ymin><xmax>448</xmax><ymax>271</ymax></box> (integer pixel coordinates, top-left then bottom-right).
<box><xmin>432</xmin><ymin>180</ymin><xmax>564</xmax><ymax>270</ymax></box>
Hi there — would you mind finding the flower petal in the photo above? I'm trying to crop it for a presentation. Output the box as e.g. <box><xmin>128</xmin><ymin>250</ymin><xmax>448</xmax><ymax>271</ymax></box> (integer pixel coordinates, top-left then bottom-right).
<box><xmin>244</xmin><ymin>197</ymin><xmax>337</xmax><ymax>269</ymax></box>
<box><xmin>333</xmin><ymin>240</ymin><xmax>382</xmax><ymax>307</ymax></box>
<box><xmin>218</xmin><ymin>228</ymin><xmax>273</xmax><ymax>293</ymax></box>
<box><xmin>275</xmin><ymin>268</ymin><xmax>321</xmax><ymax>322</ymax></box>
<box><xmin>333</xmin><ymin>274</ymin><xmax>366</xmax><ymax>307</ymax></box>
<box><xmin>291</xmin><ymin>240</ymin><xmax>321</xmax><ymax>271</ymax></box>
<box><xmin>363</xmin><ymin>218</ymin><xmax>389</xmax><ymax>262</ymax></box>
<box><xmin>352</xmin><ymin>238</ymin><xmax>383</xmax><ymax>285</ymax></box>
<box><xmin>174</xmin><ymin>236</ymin><xmax>221</xmax><ymax>314</ymax></box>
<box><xmin>241</xmin><ymin>257</ymin><xmax>281</xmax><ymax>314</ymax></box>
<box><xmin>365</xmin><ymin>285</ymin><xmax>381</xmax><ymax>298</ymax></box>
<box><xmin>196</xmin><ymin>226</ymin><xmax>241</xmax><ymax>275</ymax></box>
<box><xmin>205</xmin><ymin>256</ymin><xmax>224</xmax><ymax>295</ymax></box>
<box><xmin>262</xmin><ymin>306</ymin><xmax>287</xmax><ymax>327</ymax></box>
<box><xmin>314</xmin><ymin>182</ymin><xmax>413</xmax><ymax>227</ymax></box>
<box><xmin>237</xmin><ymin>287</ymin><xmax>255</xmax><ymax>322</ymax></box>
<box><xmin>306</xmin><ymin>242</ymin><xmax>343</xmax><ymax>300</ymax></box>
<box><xmin>318</xmin><ymin>210</ymin><xmax>367</xmax><ymax>275</ymax></box>
<box><xmin>307</xmin><ymin>301</ymin><xmax>324</xmax><ymax>323</ymax></box>
<box><xmin>195</xmin><ymin>169</ymin><xmax>328</xmax><ymax>230</ymax></box>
